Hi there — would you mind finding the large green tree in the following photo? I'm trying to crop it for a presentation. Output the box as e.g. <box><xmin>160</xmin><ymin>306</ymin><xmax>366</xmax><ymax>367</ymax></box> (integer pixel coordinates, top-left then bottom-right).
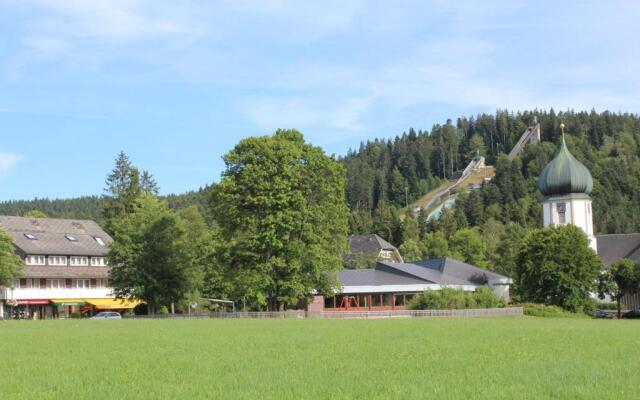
<box><xmin>0</xmin><ymin>228</ymin><xmax>23</xmax><ymax>287</ymax></box>
<box><xmin>516</xmin><ymin>225</ymin><xmax>602</xmax><ymax>313</ymax></box>
<box><xmin>108</xmin><ymin>196</ymin><xmax>196</xmax><ymax>314</ymax></box>
<box><xmin>211</xmin><ymin>130</ymin><xmax>349</xmax><ymax>311</ymax></box>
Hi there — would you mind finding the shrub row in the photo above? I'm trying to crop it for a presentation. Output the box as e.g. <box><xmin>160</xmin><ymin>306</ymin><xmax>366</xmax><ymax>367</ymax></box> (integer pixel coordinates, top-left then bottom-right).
<box><xmin>518</xmin><ymin>303</ymin><xmax>589</xmax><ymax>318</ymax></box>
<box><xmin>408</xmin><ymin>286</ymin><xmax>507</xmax><ymax>310</ymax></box>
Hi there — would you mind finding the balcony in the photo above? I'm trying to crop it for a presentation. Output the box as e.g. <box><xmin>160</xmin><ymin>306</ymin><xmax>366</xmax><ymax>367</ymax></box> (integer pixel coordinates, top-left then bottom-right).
<box><xmin>0</xmin><ymin>287</ymin><xmax>114</xmax><ymax>300</ymax></box>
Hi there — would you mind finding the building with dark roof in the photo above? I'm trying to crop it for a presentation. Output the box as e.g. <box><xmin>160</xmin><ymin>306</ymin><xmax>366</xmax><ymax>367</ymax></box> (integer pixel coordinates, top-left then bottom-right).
<box><xmin>596</xmin><ymin>234</ymin><xmax>640</xmax><ymax>267</ymax></box>
<box><xmin>308</xmin><ymin>257</ymin><xmax>511</xmax><ymax>312</ymax></box>
<box><xmin>0</xmin><ymin>216</ymin><xmax>139</xmax><ymax>319</ymax></box>
<box><xmin>346</xmin><ymin>234</ymin><xmax>403</xmax><ymax>264</ymax></box>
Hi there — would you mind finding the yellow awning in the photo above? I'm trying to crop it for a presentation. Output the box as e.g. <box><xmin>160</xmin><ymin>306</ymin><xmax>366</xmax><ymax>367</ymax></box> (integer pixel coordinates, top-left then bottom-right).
<box><xmin>85</xmin><ymin>298</ymin><xmax>143</xmax><ymax>309</ymax></box>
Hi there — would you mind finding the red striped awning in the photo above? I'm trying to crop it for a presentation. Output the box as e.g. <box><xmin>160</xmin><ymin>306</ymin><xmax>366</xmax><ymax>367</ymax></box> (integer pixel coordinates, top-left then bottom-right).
<box><xmin>16</xmin><ymin>300</ymin><xmax>50</xmax><ymax>305</ymax></box>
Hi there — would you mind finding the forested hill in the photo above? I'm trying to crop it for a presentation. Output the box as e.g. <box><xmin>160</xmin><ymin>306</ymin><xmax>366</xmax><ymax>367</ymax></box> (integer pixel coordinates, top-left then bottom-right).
<box><xmin>0</xmin><ymin>187</ymin><xmax>212</xmax><ymax>223</ymax></box>
<box><xmin>3</xmin><ymin>109</ymin><xmax>640</xmax><ymax>236</ymax></box>
<box><xmin>344</xmin><ymin>110</ymin><xmax>640</xmax><ymax>236</ymax></box>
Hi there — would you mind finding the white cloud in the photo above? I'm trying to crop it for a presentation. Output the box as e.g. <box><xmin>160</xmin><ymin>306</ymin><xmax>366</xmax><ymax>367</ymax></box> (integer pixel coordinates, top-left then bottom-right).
<box><xmin>30</xmin><ymin>0</ymin><xmax>202</xmax><ymax>41</ymax></box>
<box><xmin>3</xmin><ymin>0</ymin><xmax>640</xmax><ymax>146</ymax></box>
<box><xmin>0</xmin><ymin>153</ymin><xmax>22</xmax><ymax>177</ymax></box>
<box><xmin>222</xmin><ymin>0</ymin><xmax>364</xmax><ymax>41</ymax></box>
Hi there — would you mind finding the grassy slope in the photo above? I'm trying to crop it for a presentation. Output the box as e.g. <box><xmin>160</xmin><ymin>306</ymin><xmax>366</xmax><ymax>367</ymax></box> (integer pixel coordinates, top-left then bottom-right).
<box><xmin>1</xmin><ymin>317</ymin><xmax>638</xmax><ymax>399</ymax></box>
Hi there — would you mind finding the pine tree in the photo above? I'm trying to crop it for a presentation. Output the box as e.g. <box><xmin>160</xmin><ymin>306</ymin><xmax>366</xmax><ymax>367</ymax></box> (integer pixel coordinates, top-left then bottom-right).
<box><xmin>141</xmin><ymin>170</ymin><xmax>160</xmax><ymax>195</ymax></box>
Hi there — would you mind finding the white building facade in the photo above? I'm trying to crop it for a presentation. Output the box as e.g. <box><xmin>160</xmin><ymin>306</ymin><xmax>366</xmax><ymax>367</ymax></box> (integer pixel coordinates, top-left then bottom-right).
<box><xmin>0</xmin><ymin>216</ymin><xmax>139</xmax><ymax>319</ymax></box>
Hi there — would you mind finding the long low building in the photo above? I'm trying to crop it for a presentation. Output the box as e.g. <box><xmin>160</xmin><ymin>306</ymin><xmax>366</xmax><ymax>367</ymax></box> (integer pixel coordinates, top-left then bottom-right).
<box><xmin>0</xmin><ymin>216</ymin><xmax>140</xmax><ymax>319</ymax></box>
<box><xmin>308</xmin><ymin>257</ymin><xmax>512</xmax><ymax>312</ymax></box>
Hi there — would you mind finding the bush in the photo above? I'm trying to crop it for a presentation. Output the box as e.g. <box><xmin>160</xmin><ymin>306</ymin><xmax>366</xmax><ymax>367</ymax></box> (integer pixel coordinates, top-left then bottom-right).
<box><xmin>408</xmin><ymin>286</ymin><xmax>506</xmax><ymax>310</ymax></box>
<box><xmin>519</xmin><ymin>303</ymin><xmax>587</xmax><ymax>318</ymax></box>
<box><xmin>157</xmin><ymin>306</ymin><xmax>169</xmax><ymax>315</ymax></box>
<box><xmin>472</xmin><ymin>285</ymin><xmax>507</xmax><ymax>309</ymax></box>
<box><xmin>582</xmin><ymin>299</ymin><xmax>597</xmax><ymax>316</ymax></box>
<box><xmin>593</xmin><ymin>301</ymin><xmax>619</xmax><ymax>310</ymax></box>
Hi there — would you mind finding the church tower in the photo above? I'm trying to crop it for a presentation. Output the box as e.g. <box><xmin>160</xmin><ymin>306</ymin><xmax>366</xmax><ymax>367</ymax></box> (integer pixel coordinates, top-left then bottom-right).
<box><xmin>538</xmin><ymin>124</ymin><xmax>597</xmax><ymax>252</ymax></box>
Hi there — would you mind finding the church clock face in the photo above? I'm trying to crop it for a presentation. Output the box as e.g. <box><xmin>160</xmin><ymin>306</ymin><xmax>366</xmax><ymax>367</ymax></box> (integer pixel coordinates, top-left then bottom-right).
<box><xmin>556</xmin><ymin>203</ymin><xmax>567</xmax><ymax>224</ymax></box>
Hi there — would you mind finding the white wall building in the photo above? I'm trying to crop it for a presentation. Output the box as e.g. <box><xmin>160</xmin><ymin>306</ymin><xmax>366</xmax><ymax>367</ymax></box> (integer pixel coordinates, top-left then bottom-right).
<box><xmin>0</xmin><ymin>216</ymin><xmax>138</xmax><ymax>319</ymax></box>
<box><xmin>538</xmin><ymin>125</ymin><xmax>597</xmax><ymax>252</ymax></box>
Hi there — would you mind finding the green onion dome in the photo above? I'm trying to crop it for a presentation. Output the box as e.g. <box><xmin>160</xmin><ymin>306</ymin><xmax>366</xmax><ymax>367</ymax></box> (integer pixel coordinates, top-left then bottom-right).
<box><xmin>538</xmin><ymin>135</ymin><xmax>593</xmax><ymax>196</ymax></box>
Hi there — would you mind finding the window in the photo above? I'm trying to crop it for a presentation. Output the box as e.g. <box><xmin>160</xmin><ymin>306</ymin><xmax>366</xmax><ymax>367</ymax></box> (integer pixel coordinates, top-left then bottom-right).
<box><xmin>26</xmin><ymin>278</ymin><xmax>41</xmax><ymax>289</ymax></box>
<box><xmin>48</xmin><ymin>256</ymin><xmax>67</xmax><ymax>266</ymax></box>
<box><xmin>91</xmin><ymin>257</ymin><xmax>106</xmax><ymax>266</ymax></box>
<box><xmin>47</xmin><ymin>279</ymin><xmax>65</xmax><ymax>289</ymax></box>
<box><xmin>65</xmin><ymin>234</ymin><xmax>78</xmax><ymax>242</ymax></box>
<box><xmin>26</xmin><ymin>255</ymin><xmax>46</xmax><ymax>265</ymax></box>
<box><xmin>12</xmin><ymin>278</ymin><xmax>20</xmax><ymax>288</ymax></box>
<box><xmin>557</xmin><ymin>202</ymin><xmax>567</xmax><ymax>224</ymax></box>
<box><xmin>379</xmin><ymin>250</ymin><xmax>394</xmax><ymax>259</ymax></box>
<box><xmin>96</xmin><ymin>278</ymin><xmax>108</xmax><ymax>289</ymax></box>
<box><xmin>73</xmin><ymin>279</ymin><xmax>90</xmax><ymax>289</ymax></box>
<box><xmin>70</xmin><ymin>256</ymin><xmax>88</xmax><ymax>266</ymax></box>
<box><xmin>24</xmin><ymin>233</ymin><xmax>37</xmax><ymax>240</ymax></box>
<box><xmin>94</xmin><ymin>237</ymin><xmax>106</xmax><ymax>247</ymax></box>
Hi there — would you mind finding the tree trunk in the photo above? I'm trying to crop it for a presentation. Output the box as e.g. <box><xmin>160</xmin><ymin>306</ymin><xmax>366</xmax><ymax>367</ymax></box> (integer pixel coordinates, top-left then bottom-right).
<box><xmin>617</xmin><ymin>295</ymin><xmax>622</xmax><ymax>319</ymax></box>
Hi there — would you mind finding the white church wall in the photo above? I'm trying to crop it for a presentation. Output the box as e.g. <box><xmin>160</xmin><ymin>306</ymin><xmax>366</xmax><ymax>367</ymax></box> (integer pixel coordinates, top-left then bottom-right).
<box><xmin>543</xmin><ymin>197</ymin><xmax>597</xmax><ymax>253</ymax></box>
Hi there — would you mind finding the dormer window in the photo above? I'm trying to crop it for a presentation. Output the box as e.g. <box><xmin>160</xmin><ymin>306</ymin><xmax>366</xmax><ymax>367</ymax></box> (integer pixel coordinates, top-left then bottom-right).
<box><xmin>70</xmin><ymin>256</ymin><xmax>89</xmax><ymax>266</ymax></box>
<box><xmin>379</xmin><ymin>250</ymin><xmax>394</xmax><ymax>259</ymax></box>
<box><xmin>24</xmin><ymin>233</ymin><xmax>37</xmax><ymax>240</ymax></box>
<box><xmin>26</xmin><ymin>255</ymin><xmax>46</xmax><ymax>265</ymax></box>
<box><xmin>48</xmin><ymin>256</ymin><xmax>67</xmax><ymax>266</ymax></box>
<box><xmin>91</xmin><ymin>257</ymin><xmax>106</xmax><ymax>266</ymax></box>
<box><xmin>65</xmin><ymin>234</ymin><xmax>78</xmax><ymax>242</ymax></box>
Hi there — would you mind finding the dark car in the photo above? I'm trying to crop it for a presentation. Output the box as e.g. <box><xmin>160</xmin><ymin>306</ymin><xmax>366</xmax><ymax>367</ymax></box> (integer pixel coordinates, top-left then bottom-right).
<box><xmin>621</xmin><ymin>310</ymin><xmax>640</xmax><ymax>319</ymax></box>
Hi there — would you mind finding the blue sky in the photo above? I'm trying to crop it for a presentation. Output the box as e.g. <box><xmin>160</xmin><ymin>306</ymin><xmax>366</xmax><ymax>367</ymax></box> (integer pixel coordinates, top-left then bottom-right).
<box><xmin>1</xmin><ymin>1</ymin><xmax>639</xmax><ymax>201</ymax></box>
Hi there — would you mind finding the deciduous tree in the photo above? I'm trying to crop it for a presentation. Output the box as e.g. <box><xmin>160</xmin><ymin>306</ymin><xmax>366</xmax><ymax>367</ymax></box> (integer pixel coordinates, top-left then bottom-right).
<box><xmin>517</xmin><ymin>225</ymin><xmax>602</xmax><ymax>313</ymax></box>
<box><xmin>599</xmin><ymin>258</ymin><xmax>640</xmax><ymax>318</ymax></box>
<box><xmin>211</xmin><ymin>130</ymin><xmax>349</xmax><ymax>310</ymax></box>
<box><xmin>108</xmin><ymin>196</ymin><xmax>195</xmax><ymax>314</ymax></box>
<box><xmin>0</xmin><ymin>228</ymin><xmax>23</xmax><ymax>287</ymax></box>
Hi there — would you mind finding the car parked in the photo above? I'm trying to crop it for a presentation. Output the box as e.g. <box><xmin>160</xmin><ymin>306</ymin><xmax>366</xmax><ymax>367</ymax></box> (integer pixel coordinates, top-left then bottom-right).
<box><xmin>621</xmin><ymin>310</ymin><xmax>640</xmax><ymax>319</ymax></box>
<box><xmin>594</xmin><ymin>310</ymin><xmax>613</xmax><ymax>319</ymax></box>
<box><xmin>91</xmin><ymin>311</ymin><xmax>122</xmax><ymax>320</ymax></box>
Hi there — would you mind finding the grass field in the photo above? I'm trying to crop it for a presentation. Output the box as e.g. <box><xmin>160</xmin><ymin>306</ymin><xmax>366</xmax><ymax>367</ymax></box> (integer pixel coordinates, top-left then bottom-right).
<box><xmin>1</xmin><ymin>317</ymin><xmax>638</xmax><ymax>399</ymax></box>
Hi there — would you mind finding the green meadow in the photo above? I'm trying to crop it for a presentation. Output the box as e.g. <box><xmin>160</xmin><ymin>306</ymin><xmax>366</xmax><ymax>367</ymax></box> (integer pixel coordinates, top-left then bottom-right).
<box><xmin>1</xmin><ymin>317</ymin><xmax>638</xmax><ymax>399</ymax></box>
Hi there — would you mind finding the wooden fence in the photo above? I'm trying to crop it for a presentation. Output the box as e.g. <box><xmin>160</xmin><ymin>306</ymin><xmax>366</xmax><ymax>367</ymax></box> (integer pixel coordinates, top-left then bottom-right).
<box><xmin>125</xmin><ymin>307</ymin><xmax>523</xmax><ymax>320</ymax></box>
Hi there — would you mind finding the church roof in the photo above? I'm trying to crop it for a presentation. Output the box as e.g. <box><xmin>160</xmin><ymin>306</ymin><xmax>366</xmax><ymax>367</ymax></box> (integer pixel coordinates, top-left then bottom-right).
<box><xmin>596</xmin><ymin>233</ymin><xmax>640</xmax><ymax>267</ymax></box>
<box><xmin>538</xmin><ymin>134</ymin><xmax>593</xmax><ymax>196</ymax></box>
